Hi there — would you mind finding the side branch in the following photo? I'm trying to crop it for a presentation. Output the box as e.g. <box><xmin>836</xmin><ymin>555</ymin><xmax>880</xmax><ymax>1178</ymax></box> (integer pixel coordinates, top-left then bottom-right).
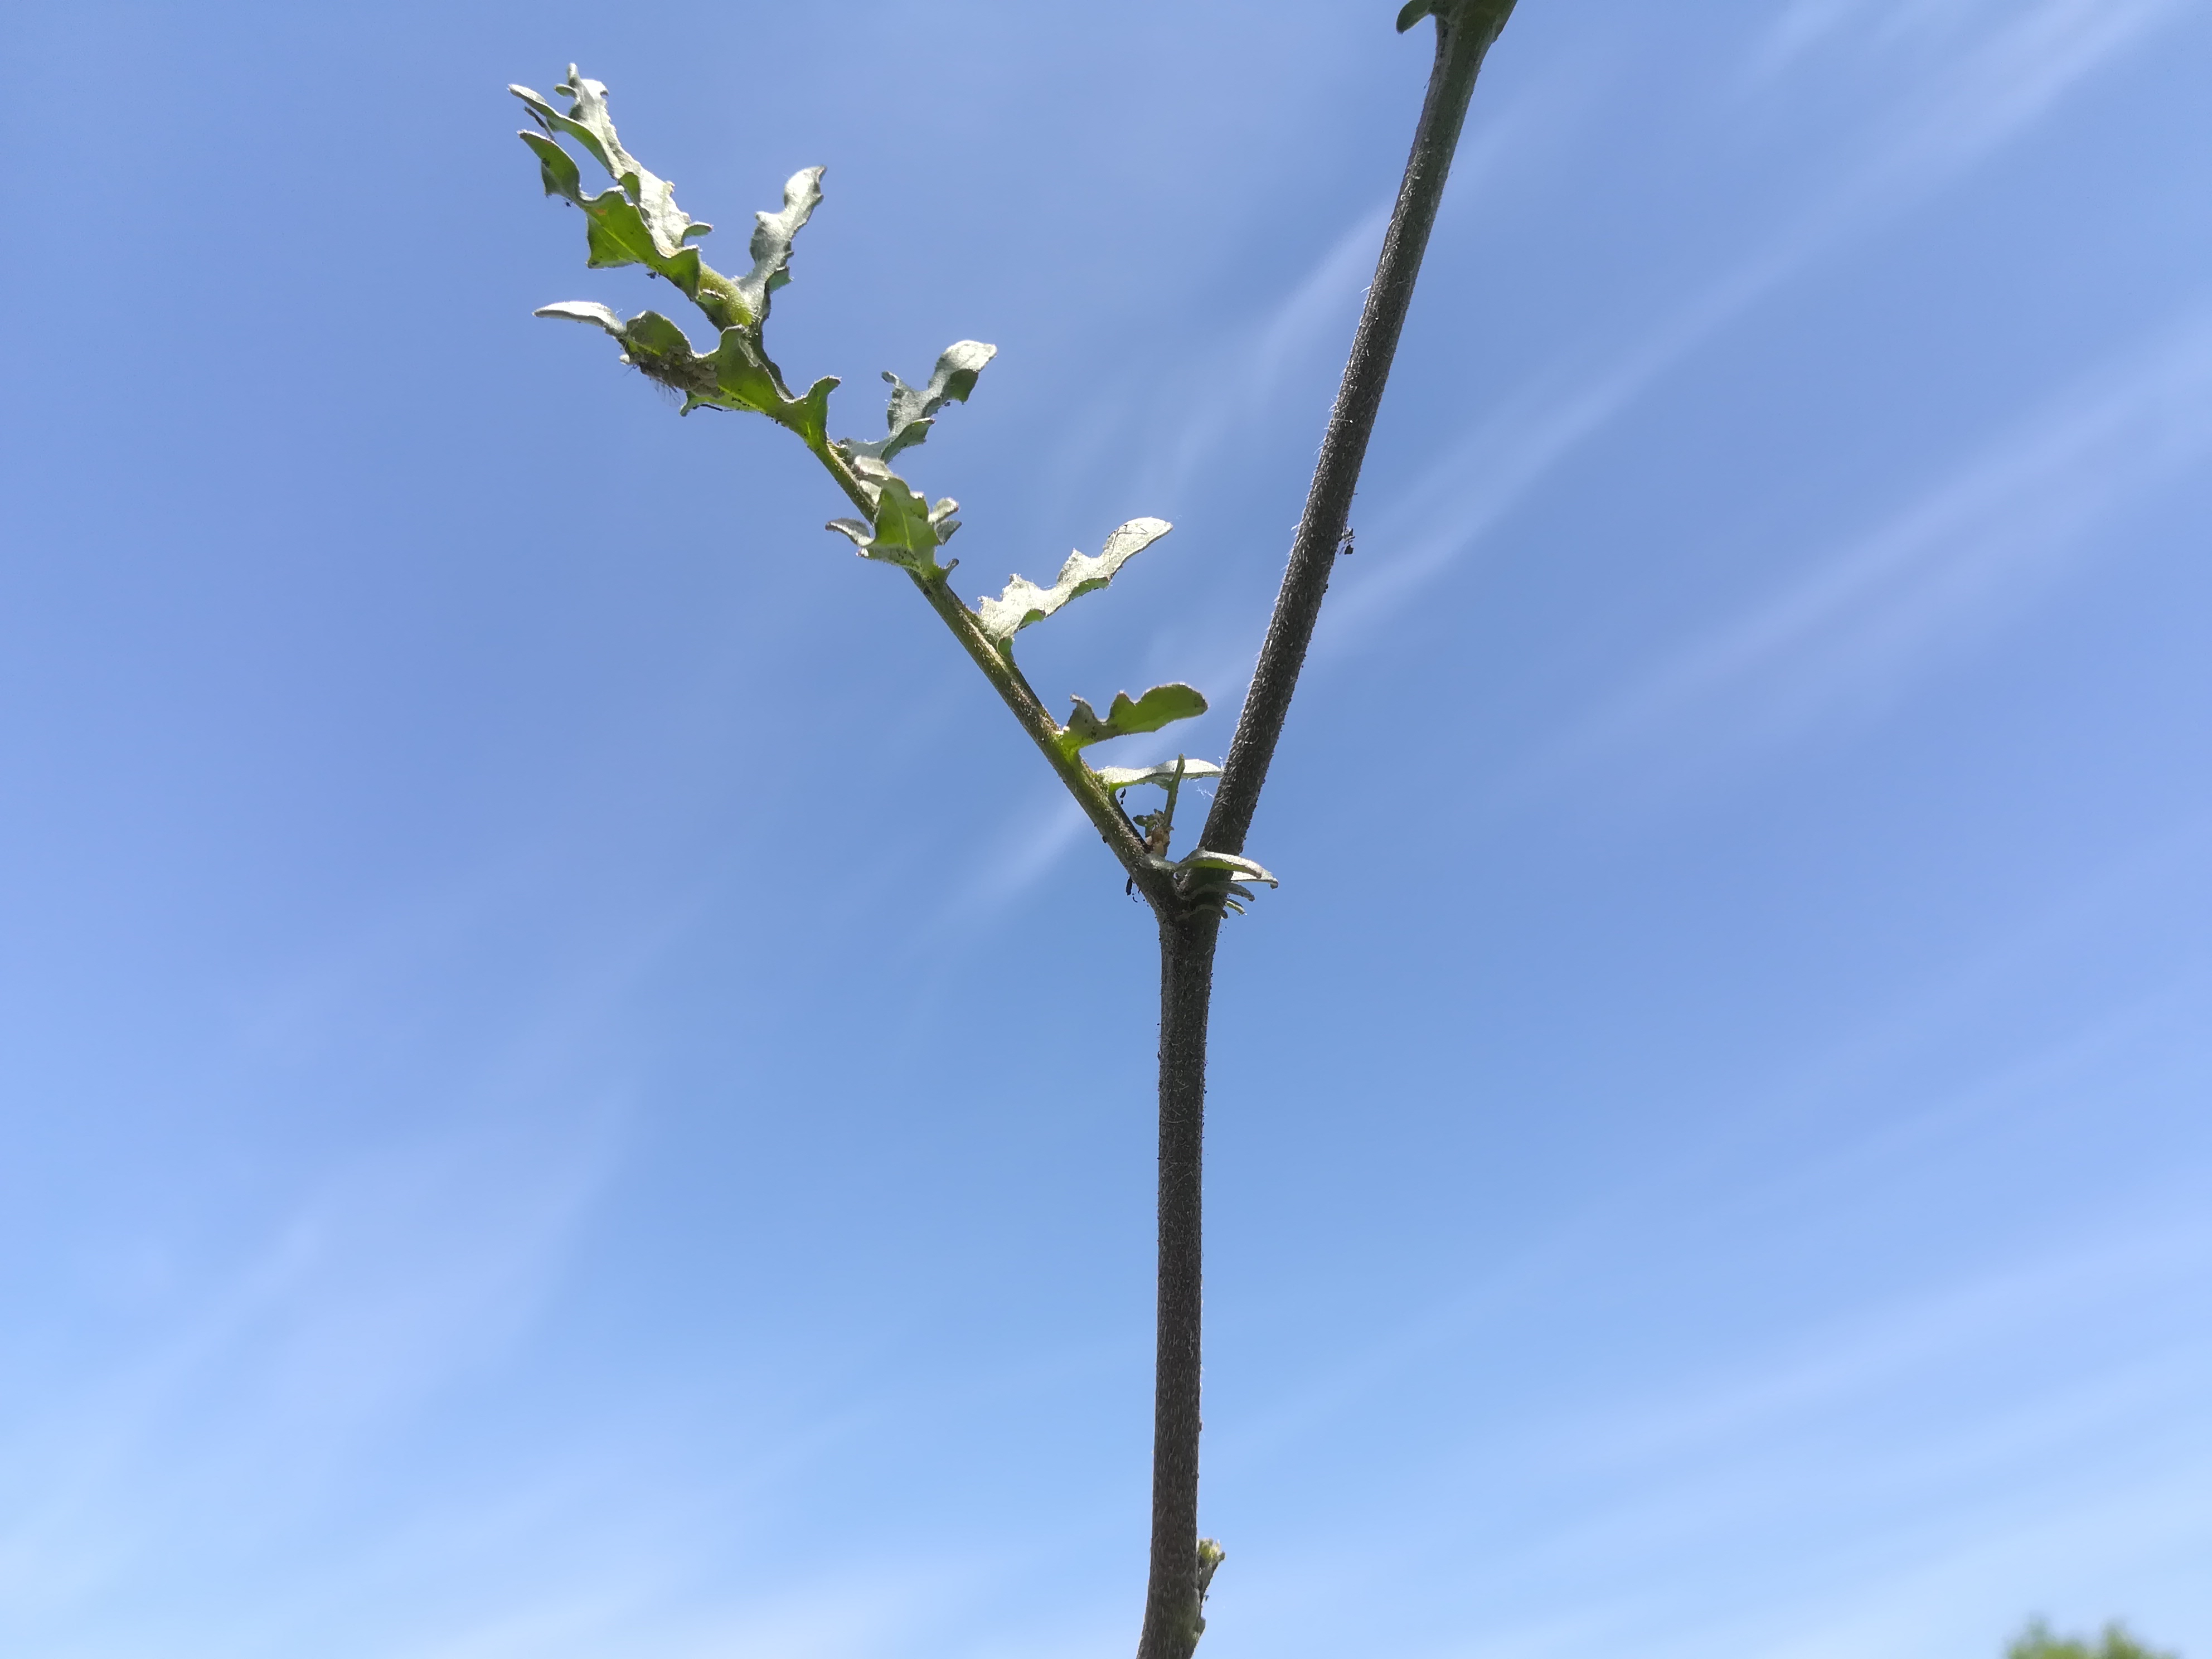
<box><xmin>806</xmin><ymin>437</ymin><xmax>1177</xmax><ymax>908</ymax></box>
<box><xmin>1200</xmin><ymin>3</ymin><xmax>1514</xmax><ymax>858</ymax></box>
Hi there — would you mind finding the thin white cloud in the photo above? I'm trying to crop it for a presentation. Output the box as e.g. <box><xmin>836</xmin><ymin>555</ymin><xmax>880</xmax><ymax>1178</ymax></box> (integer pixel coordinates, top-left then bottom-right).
<box><xmin>1133</xmin><ymin>70</ymin><xmax>1587</xmax><ymax>511</ymax></box>
<box><xmin>1144</xmin><ymin>203</ymin><xmax>1391</xmax><ymax>503</ymax></box>
<box><xmin>1316</xmin><ymin>0</ymin><xmax>2191</xmax><ymax>659</ymax></box>
<box><xmin>1531</xmin><ymin>307</ymin><xmax>2212</xmax><ymax>794</ymax></box>
<box><xmin>0</xmin><ymin>1108</ymin><xmax>617</xmax><ymax>1627</ymax></box>
<box><xmin>941</xmin><ymin>788</ymin><xmax>1093</xmax><ymax>925</ymax></box>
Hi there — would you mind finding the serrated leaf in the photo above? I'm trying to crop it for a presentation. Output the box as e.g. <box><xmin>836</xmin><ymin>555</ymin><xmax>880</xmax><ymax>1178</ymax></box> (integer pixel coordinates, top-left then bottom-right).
<box><xmin>1092</xmin><ymin>758</ymin><xmax>1224</xmax><ymax>792</ymax></box>
<box><xmin>535</xmin><ymin>302</ymin><xmax>833</xmax><ymax>434</ymax></box>
<box><xmin>837</xmin><ymin>340</ymin><xmax>997</xmax><ymax>464</ymax></box>
<box><xmin>825</xmin><ymin>473</ymin><xmax>958</xmax><ymax>575</ymax></box>
<box><xmin>977</xmin><ymin>518</ymin><xmax>1173</xmax><ymax>650</ymax></box>
<box><xmin>513</xmin><ymin>69</ymin><xmax>710</xmax><ymax>258</ymax></box>
<box><xmin>1061</xmin><ymin>683</ymin><xmax>1206</xmax><ymax>751</ymax></box>
<box><xmin>694</xmin><ymin>327</ymin><xmax>836</xmax><ymax>439</ymax></box>
<box><xmin>731</xmin><ymin>168</ymin><xmax>824</xmax><ymax>331</ymax></box>
<box><xmin>513</xmin><ymin>70</ymin><xmax>713</xmax><ymax>301</ymax></box>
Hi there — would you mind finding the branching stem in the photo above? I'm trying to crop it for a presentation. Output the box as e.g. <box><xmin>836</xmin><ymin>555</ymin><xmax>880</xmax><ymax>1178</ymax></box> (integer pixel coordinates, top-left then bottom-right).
<box><xmin>520</xmin><ymin>17</ymin><xmax>1516</xmax><ymax>1652</ymax></box>
<box><xmin>800</xmin><ymin>435</ymin><xmax>1177</xmax><ymax>907</ymax></box>
<box><xmin>1137</xmin><ymin>9</ymin><xmax>1515</xmax><ymax>1657</ymax></box>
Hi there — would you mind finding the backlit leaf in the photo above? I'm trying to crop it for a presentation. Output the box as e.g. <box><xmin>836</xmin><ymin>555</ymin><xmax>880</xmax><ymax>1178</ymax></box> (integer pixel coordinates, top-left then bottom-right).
<box><xmin>826</xmin><ymin>473</ymin><xmax>959</xmax><ymax>576</ymax></box>
<box><xmin>1061</xmin><ymin>683</ymin><xmax>1206</xmax><ymax>751</ymax></box>
<box><xmin>533</xmin><ymin>303</ymin><xmax>833</xmax><ymax>437</ymax></box>
<box><xmin>977</xmin><ymin>518</ymin><xmax>1173</xmax><ymax>650</ymax></box>
<box><xmin>838</xmin><ymin>340</ymin><xmax>998</xmax><ymax>464</ymax></box>
<box><xmin>1167</xmin><ymin>850</ymin><xmax>1277</xmax><ymax>886</ymax></box>
<box><xmin>512</xmin><ymin>69</ymin><xmax>714</xmax><ymax>299</ymax></box>
<box><xmin>732</xmin><ymin>168</ymin><xmax>826</xmax><ymax>332</ymax></box>
<box><xmin>1092</xmin><ymin>758</ymin><xmax>1224</xmax><ymax>792</ymax></box>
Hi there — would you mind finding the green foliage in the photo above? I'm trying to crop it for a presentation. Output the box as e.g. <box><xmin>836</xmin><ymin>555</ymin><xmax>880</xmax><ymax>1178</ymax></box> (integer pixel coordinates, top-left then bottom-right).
<box><xmin>515</xmin><ymin>70</ymin><xmax>836</xmax><ymax>431</ymax></box>
<box><xmin>1095</xmin><ymin>758</ymin><xmax>1224</xmax><ymax>792</ymax></box>
<box><xmin>1063</xmin><ymin>685</ymin><xmax>1209</xmax><ymax>753</ymax></box>
<box><xmin>977</xmin><ymin>518</ymin><xmax>1174</xmax><ymax>652</ymax></box>
<box><xmin>515</xmin><ymin>65</ymin><xmax>1257</xmax><ymax>894</ymax></box>
<box><xmin>839</xmin><ymin>341</ymin><xmax>999</xmax><ymax>464</ymax></box>
<box><xmin>826</xmin><ymin>470</ymin><xmax>962</xmax><ymax>576</ymax></box>
<box><xmin>730</xmin><ymin>166</ymin><xmax>824</xmax><ymax>331</ymax></box>
<box><xmin>513</xmin><ymin>72</ymin><xmax>714</xmax><ymax>295</ymax></box>
<box><xmin>2008</xmin><ymin>1619</ymin><xmax>2178</xmax><ymax>1659</ymax></box>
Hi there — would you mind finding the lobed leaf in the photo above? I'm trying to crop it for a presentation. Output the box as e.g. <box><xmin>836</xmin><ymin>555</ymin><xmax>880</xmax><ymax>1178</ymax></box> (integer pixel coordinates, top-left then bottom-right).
<box><xmin>1093</xmin><ymin>758</ymin><xmax>1224</xmax><ymax>792</ymax></box>
<box><xmin>534</xmin><ymin>302</ymin><xmax>835</xmax><ymax>438</ymax></box>
<box><xmin>977</xmin><ymin>518</ymin><xmax>1173</xmax><ymax>651</ymax></box>
<box><xmin>732</xmin><ymin>168</ymin><xmax>826</xmax><ymax>332</ymax></box>
<box><xmin>826</xmin><ymin>473</ymin><xmax>961</xmax><ymax>576</ymax></box>
<box><xmin>838</xmin><ymin>341</ymin><xmax>998</xmax><ymax>464</ymax></box>
<box><xmin>512</xmin><ymin>69</ymin><xmax>713</xmax><ymax>299</ymax></box>
<box><xmin>1061</xmin><ymin>683</ymin><xmax>1206</xmax><ymax>751</ymax></box>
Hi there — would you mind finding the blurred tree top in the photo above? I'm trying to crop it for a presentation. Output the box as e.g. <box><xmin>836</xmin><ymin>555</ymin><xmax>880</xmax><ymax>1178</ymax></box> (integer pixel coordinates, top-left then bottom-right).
<box><xmin>2009</xmin><ymin>1619</ymin><xmax>2179</xmax><ymax>1659</ymax></box>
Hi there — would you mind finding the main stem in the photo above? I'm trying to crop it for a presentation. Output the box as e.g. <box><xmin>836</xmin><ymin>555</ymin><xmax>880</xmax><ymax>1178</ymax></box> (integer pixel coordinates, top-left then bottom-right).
<box><xmin>1136</xmin><ymin>908</ymin><xmax>1222</xmax><ymax>1659</ymax></box>
<box><xmin>1136</xmin><ymin>9</ymin><xmax>1514</xmax><ymax>1657</ymax></box>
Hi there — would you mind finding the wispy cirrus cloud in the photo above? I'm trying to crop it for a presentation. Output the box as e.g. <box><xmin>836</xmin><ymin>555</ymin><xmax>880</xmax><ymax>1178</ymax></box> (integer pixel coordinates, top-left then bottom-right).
<box><xmin>1524</xmin><ymin>307</ymin><xmax>2212</xmax><ymax>795</ymax></box>
<box><xmin>1316</xmin><ymin>0</ymin><xmax>2193</xmax><ymax>659</ymax></box>
<box><xmin>0</xmin><ymin>1109</ymin><xmax>618</xmax><ymax>1631</ymax></box>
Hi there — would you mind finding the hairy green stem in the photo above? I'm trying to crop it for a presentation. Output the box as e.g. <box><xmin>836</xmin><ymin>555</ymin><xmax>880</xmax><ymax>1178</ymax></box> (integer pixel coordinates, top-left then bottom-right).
<box><xmin>799</xmin><ymin>434</ymin><xmax>1177</xmax><ymax>907</ymax></box>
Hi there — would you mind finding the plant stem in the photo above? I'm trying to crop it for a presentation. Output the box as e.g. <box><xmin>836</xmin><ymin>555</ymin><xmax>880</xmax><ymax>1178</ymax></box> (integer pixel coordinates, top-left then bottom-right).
<box><xmin>1135</xmin><ymin>907</ymin><xmax>1222</xmax><ymax>1659</ymax></box>
<box><xmin>1136</xmin><ymin>9</ymin><xmax>1516</xmax><ymax>1655</ymax></box>
<box><xmin>1199</xmin><ymin>3</ymin><xmax>1514</xmax><ymax>860</ymax></box>
<box><xmin>801</xmin><ymin>435</ymin><xmax>1176</xmax><ymax>905</ymax></box>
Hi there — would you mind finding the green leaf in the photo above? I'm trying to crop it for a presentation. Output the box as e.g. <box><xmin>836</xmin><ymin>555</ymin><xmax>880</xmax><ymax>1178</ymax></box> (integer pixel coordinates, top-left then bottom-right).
<box><xmin>519</xmin><ymin>129</ymin><xmax>583</xmax><ymax>201</ymax></box>
<box><xmin>533</xmin><ymin>303</ymin><xmax>835</xmax><ymax>436</ymax></box>
<box><xmin>837</xmin><ymin>340</ymin><xmax>998</xmax><ymax>464</ymax></box>
<box><xmin>1396</xmin><ymin>0</ymin><xmax>1520</xmax><ymax>35</ymax></box>
<box><xmin>701</xmin><ymin>327</ymin><xmax>837</xmax><ymax>440</ymax></box>
<box><xmin>1169</xmin><ymin>850</ymin><xmax>1277</xmax><ymax>886</ymax></box>
<box><xmin>512</xmin><ymin>69</ymin><xmax>716</xmax><ymax>300</ymax></box>
<box><xmin>1093</xmin><ymin>758</ymin><xmax>1223</xmax><ymax>792</ymax></box>
<box><xmin>976</xmin><ymin>518</ymin><xmax>1173</xmax><ymax>650</ymax></box>
<box><xmin>535</xmin><ymin>300</ymin><xmax>713</xmax><ymax>396</ymax></box>
<box><xmin>512</xmin><ymin>68</ymin><xmax>710</xmax><ymax>259</ymax></box>
<box><xmin>534</xmin><ymin>299</ymin><xmax>623</xmax><ymax>331</ymax></box>
<box><xmin>732</xmin><ymin>167</ymin><xmax>825</xmax><ymax>332</ymax></box>
<box><xmin>1061</xmin><ymin>683</ymin><xmax>1206</xmax><ymax>751</ymax></box>
<box><xmin>825</xmin><ymin>472</ymin><xmax>959</xmax><ymax>576</ymax></box>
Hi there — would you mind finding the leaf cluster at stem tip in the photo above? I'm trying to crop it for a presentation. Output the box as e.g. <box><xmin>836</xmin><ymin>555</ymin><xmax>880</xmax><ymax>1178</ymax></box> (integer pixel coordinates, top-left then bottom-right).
<box><xmin>514</xmin><ymin>66</ymin><xmax>1274</xmax><ymax>909</ymax></box>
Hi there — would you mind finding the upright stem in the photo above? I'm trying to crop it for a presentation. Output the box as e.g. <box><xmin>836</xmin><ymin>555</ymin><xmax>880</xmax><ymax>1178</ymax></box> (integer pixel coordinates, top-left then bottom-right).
<box><xmin>1134</xmin><ymin>10</ymin><xmax>1515</xmax><ymax>1657</ymax></box>
<box><xmin>1200</xmin><ymin>3</ymin><xmax>1514</xmax><ymax>859</ymax></box>
<box><xmin>1136</xmin><ymin>908</ymin><xmax>1223</xmax><ymax>1659</ymax></box>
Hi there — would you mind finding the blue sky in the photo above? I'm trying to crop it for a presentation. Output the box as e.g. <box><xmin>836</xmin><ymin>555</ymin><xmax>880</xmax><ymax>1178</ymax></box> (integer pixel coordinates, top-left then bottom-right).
<box><xmin>2</xmin><ymin>2</ymin><xmax>2208</xmax><ymax>1656</ymax></box>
